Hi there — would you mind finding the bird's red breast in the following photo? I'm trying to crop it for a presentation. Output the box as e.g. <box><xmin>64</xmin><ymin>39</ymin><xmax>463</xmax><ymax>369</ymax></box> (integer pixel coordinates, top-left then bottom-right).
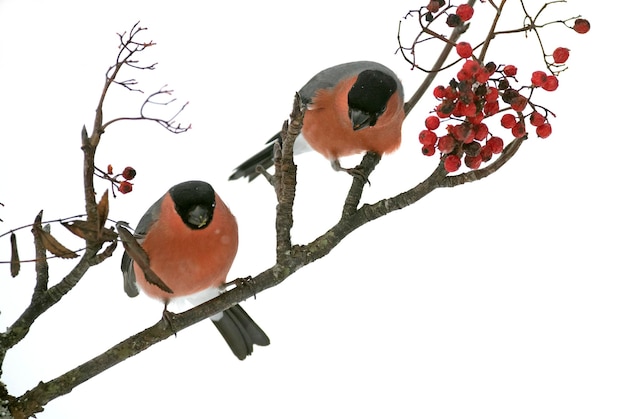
<box><xmin>302</xmin><ymin>75</ymin><xmax>404</xmax><ymax>160</ymax></box>
<box><xmin>133</xmin><ymin>192</ymin><xmax>238</xmax><ymax>302</ymax></box>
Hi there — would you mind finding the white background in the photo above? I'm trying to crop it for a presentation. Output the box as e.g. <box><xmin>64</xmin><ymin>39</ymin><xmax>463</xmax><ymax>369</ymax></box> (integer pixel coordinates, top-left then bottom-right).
<box><xmin>1</xmin><ymin>1</ymin><xmax>623</xmax><ymax>418</ymax></box>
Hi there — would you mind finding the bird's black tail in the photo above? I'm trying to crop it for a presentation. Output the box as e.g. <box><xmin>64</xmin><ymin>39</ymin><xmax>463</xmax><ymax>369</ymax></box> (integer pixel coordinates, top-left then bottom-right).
<box><xmin>228</xmin><ymin>133</ymin><xmax>280</xmax><ymax>181</ymax></box>
<box><xmin>212</xmin><ymin>304</ymin><xmax>270</xmax><ymax>360</ymax></box>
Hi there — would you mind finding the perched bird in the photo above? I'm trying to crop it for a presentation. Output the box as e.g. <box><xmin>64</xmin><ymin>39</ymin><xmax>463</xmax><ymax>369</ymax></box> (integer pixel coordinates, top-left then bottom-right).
<box><xmin>229</xmin><ymin>61</ymin><xmax>405</xmax><ymax>181</ymax></box>
<box><xmin>120</xmin><ymin>180</ymin><xmax>270</xmax><ymax>360</ymax></box>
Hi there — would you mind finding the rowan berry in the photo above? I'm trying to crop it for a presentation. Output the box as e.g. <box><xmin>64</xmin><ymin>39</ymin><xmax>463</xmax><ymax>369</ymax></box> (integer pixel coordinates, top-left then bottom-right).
<box><xmin>433</xmin><ymin>85</ymin><xmax>446</xmax><ymax>99</ymax></box>
<box><xmin>419</xmin><ymin>130</ymin><xmax>438</xmax><ymax>146</ymax></box>
<box><xmin>456</xmin><ymin>4</ymin><xmax>474</xmax><ymax>21</ymax></box>
<box><xmin>118</xmin><ymin>181</ymin><xmax>133</xmax><ymax>194</ymax></box>
<box><xmin>483</xmin><ymin>101</ymin><xmax>499</xmax><ymax>117</ymax></box>
<box><xmin>475</xmin><ymin>66</ymin><xmax>491</xmax><ymax>83</ymax></box>
<box><xmin>422</xmin><ymin>145</ymin><xmax>436</xmax><ymax>156</ymax></box>
<box><xmin>498</xmin><ymin>79</ymin><xmax>510</xmax><ymax>90</ymax></box>
<box><xmin>487</xmin><ymin>136</ymin><xmax>504</xmax><ymax>154</ymax></box>
<box><xmin>427</xmin><ymin>0</ymin><xmax>444</xmax><ymax>13</ymax></box>
<box><xmin>436</xmin><ymin>101</ymin><xmax>455</xmax><ymax>118</ymax></box>
<box><xmin>512</xmin><ymin>121</ymin><xmax>526</xmax><ymax>138</ymax></box>
<box><xmin>503</xmin><ymin>65</ymin><xmax>517</xmax><ymax>77</ymax></box>
<box><xmin>467</xmin><ymin>112</ymin><xmax>484</xmax><ymax>125</ymax></box>
<box><xmin>501</xmin><ymin>114</ymin><xmax>516</xmax><ymax>129</ymax></box>
<box><xmin>446</xmin><ymin>14</ymin><xmax>462</xmax><ymax>27</ymax></box>
<box><xmin>473</xmin><ymin>123</ymin><xmax>488</xmax><ymax>140</ymax></box>
<box><xmin>437</xmin><ymin>135</ymin><xmax>456</xmax><ymax>154</ymax></box>
<box><xmin>456</xmin><ymin>42</ymin><xmax>473</xmax><ymax>59</ymax></box>
<box><xmin>531</xmin><ymin>71</ymin><xmax>548</xmax><ymax>87</ymax></box>
<box><xmin>501</xmin><ymin>88</ymin><xmax>520</xmax><ymax>105</ymax></box>
<box><xmin>529</xmin><ymin>111</ymin><xmax>545</xmax><ymax>127</ymax></box>
<box><xmin>553</xmin><ymin>47</ymin><xmax>570</xmax><ymax>64</ymax></box>
<box><xmin>573</xmin><ymin>18</ymin><xmax>590</xmax><ymax>34</ymax></box>
<box><xmin>510</xmin><ymin>95</ymin><xmax>528</xmax><ymax>112</ymax></box>
<box><xmin>485</xmin><ymin>87</ymin><xmax>498</xmax><ymax>102</ymax></box>
<box><xmin>542</xmin><ymin>75</ymin><xmax>559</xmax><ymax>92</ymax></box>
<box><xmin>462</xmin><ymin>59</ymin><xmax>480</xmax><ymax>75</ymax></box>
<box><xmin>480</xmin><ymin>145</ymin><xmax>493</xmax><ymax>162</ymax></box>
<box><xmin>451</xmin><ymin>123</ymin><xmax>473</xmax><ymax>143</ymax></box>
<box><xmin>536</xmin><ymin>123</ymin><xmax>552</xmax><ymax>138</ymax></box>
<box><xmin>464</xmin><ymin>154</ymin><xmax>482</xmax><ymax>169</ymax></box>
<box><xmin>463</xmin><ymin>141</ymin><xmax>481</xmax><ymax>157</ymax></box>
<box><xmin>425</xmin><ymin>116</ymin><xmax>440</xmax><ymax>130</ymax></box>
<box><xmin>122</xmin><ymin>166</ymin><xmax>137</xmax><ymax>180</ymax></box>
<box><xmin>444</xmin><ymin>154</ymin><xmax>462</xmax><ymax>172</ymax></box>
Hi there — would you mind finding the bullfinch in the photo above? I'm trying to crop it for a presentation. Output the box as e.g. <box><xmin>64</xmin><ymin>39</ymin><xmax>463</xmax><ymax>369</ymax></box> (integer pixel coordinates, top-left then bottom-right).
<box><xmin>120</xmin><ymin>180</ymin><xmax>270</xmax><ymax>360</ymax></box>
<box><xmin>229</xmin><ymin>61</ymin><xmax>405</xmax><ymax>181</ymax></box>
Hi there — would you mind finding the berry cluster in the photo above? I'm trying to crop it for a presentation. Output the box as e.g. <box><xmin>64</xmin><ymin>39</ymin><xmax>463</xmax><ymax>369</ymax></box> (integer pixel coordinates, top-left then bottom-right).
<box><xmin>415</xmin><ymin>3</ymin><xmax>590</xmax><ymax>173</ymax></box>
<box><xmin>96</xmin><ymin>164</ymin><xmax>136</xmax><ymax>195</ymax></box>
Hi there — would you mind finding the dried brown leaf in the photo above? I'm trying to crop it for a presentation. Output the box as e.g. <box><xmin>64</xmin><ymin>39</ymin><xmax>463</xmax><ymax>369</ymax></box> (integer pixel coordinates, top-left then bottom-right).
<box><xmin>117</xmin><ymin>224</ymin><xmax>173</xmax><ymax>294</ymax></box>
<box><xmin>62</xmin><ymin>220</ymin><xmax>117</xmax><ymax>242</ymax></box>
<box><xmin>97</xmin><ymin>190</ymin><xmax>109</xmax><ymax>236</ymax></box>
<box><xmin>10</xmin><ymin>232</ymin><xmax>20</xmax><ymax>277</ymax></box>
<box><xmin>35</xmin><ymin>226</ymin><xmax>78</xmax><ymax>259</ymax></box>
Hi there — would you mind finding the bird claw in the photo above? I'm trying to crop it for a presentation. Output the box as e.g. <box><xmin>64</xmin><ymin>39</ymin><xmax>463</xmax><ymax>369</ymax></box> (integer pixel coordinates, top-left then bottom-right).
<box><xmin>222</xmin><ymin>276</ymin><xmax>258</xmax><ymax>299</ymax></box>
<box><xmin>331</xmin><ymin>159</ymin><xmax>370</xmax><ymax>185</ymax></box>
<box><xmin>161</xmin><ymin>305</ymin><xmax>177</xmax><ymax>336</ymax></box>
<box><xmin>255</xmin><ymin>165</ymin><xmax>275</xmax><ymax>185</ymax></box>
<box><xmin>346</xmin><ymin>166</ymin><xmax>371</xmax><ymax>185</ymax></box>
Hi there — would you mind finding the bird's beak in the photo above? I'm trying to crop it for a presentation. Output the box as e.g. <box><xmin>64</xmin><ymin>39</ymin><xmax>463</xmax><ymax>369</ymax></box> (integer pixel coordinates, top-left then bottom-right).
<box><xmin>187</xmin><ymin>205</ymin><xmax>210</xmax><ymax>228</ymax></box>
<box><xmin>349</xmin><ymin>108</ymin><xmax>376</xmax><ymax>131</ymax></box>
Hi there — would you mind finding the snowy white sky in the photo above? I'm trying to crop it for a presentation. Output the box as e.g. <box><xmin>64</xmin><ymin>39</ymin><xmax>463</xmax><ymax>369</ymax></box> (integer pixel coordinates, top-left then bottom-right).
<box><xmin>1</xmin><ymin>1</ymin><xmax>623</xmax><ymax>418</ymax></box>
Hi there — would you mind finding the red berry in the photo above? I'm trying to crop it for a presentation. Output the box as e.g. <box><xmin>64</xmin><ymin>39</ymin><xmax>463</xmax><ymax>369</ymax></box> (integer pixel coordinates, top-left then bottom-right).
<box><xmin>479</xmin><ymin>145</ymin><xmax>493</xmax><ymax>162</ymax></box>
<box><xmin>456</xmin><ymin>42</ymin><xmax>473</xmax><ymax>59</ymax></box>
<box><xmin>475</xmin><ymin>66</ymin><xmax>491</xmax><ymax>83</ymax></box>
<box><xmin>553</xmin><ymin>47</ymin><xmax>570</xmax><ymax>64</ymax></box>
<box><xmin>483</xmin><ymin>101</ymin><xmax>499</xmax><ymax>117</ymax></box>
<box><xmin>444</xmin><ymin>154</ymin><xmax>462</xmax><ymax>172</ymax></box>
<box><xmin>503</xmin><ymin>65</ymin><xmax>517</xmax><ymax>77</ymax></box>
<box><xmin>419</xmin><ymin>129</ymin><xmax>438</xmax><ymax>146</ymax></box>
<box><xmin>473</xmin><ymin>123</ymin><xmax>488</xmax><ymax>140</ymax></box>
<box><xmin>536</xmin><ymin>123</ymin><xmax>552</xmax><ymax>138</ymax></box>
<box><xmin>436</xmin><ymin>101</ymin><xmax>455</xmax><ymax>118</ymax></box>
<box><xmin>464</xmin><ymin>154</ymin><xmax>482</xmax><ymax>169</ymax></box>
<box><xmin>484</xmin><ymin>87</ymin><xmax>498</xmax><ymax>102</ymax></box>
<box><xmin>512</xmin><ymin>121</ymin><xmax>526</xmax><ymax>138</ymax></box>
<box><xmin>467</xmin><ymin>112</ymin><xmax>484</xmax><ymax>125</ymax></box>
<box><xmin>487</xmin><ymin>136</ymin><xmax>504</xmax><ymax>154</ymax></box>
<box><xmin>456</xmin><ymin>4</ymin><xmax>474</xmax><ymax>21</ymax></box>
<box><xmin>121</xmin><ymin>166</ymin><xmax>136</xmax><ymax>180</ymax></box>
<box><xmin>501</xmin><ymin>114</ymin><xmax>516</xmax><ymax>129</ymax></box>
<box><xmin>542</xmin><ymin>75</ymin><xmax>559</xmax><ymax>92</ymax></box>
<box><xmin>457</xmin><ymin>101</ymin><xmax>477</xmax><ymax>117</ymax></box>
<box><xmin>529</xmin><ymin>111</ymin><xmax>545</xmax><ymax>127</ymax></box>
<box><xmin>107</xmin><ymin>164</ymin><xmax>113</xmax><ymax>175</ymax></box>
<box><xmin>573</xmin><ymin>18</ymin><xmax>590</xmax><ymax>34</ymax></box>
<box><xmin>531</xmin><ymin>71</ymin><xmax>548</xmax><ymax>87</ymax></box>
<box><xmin>422</xmin><ymin>145</ymin><xmax>436</xmax><ymax>156</ymax></box>
<box><xmin>443</xmin><ymin>86</ymin><xmax>459</xmax><ymax>101</ymax></box>
<box><xmin>510</xmin><ymin>95</ymin><xmax>528</xmax><ymax>112</ymax></box>
<box><xmin>462</xmin><ymin>59</ymin><xmax>480</xmax><ymax>75</ymax></box>
<box><xmin>425</xmin><ymin>116</ymin><xmax>440</xmax><ymax>130</ymax></box>
<box><xmin>118</xmin><ymin>181</ymin><xmax>133</xmax><ymax>194</ymax></box>
<box><xmin>433</xmin><ymin>85</ymin><xmax>446</xmax><ymax>99</ymax></box>
<box><xmin>457</xmin><ymin>68</ymin><xmax>472</xmax><ymax>82</ymax></box>
<box><xmin>437</xmin><ymin>135</ymin><xmax>456</xmax><ymax>153</ymax></box>
<box><xmin>451</xmin><ymin>123</ymin><xmax>473</xmax><ymax>143</ymax></box>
